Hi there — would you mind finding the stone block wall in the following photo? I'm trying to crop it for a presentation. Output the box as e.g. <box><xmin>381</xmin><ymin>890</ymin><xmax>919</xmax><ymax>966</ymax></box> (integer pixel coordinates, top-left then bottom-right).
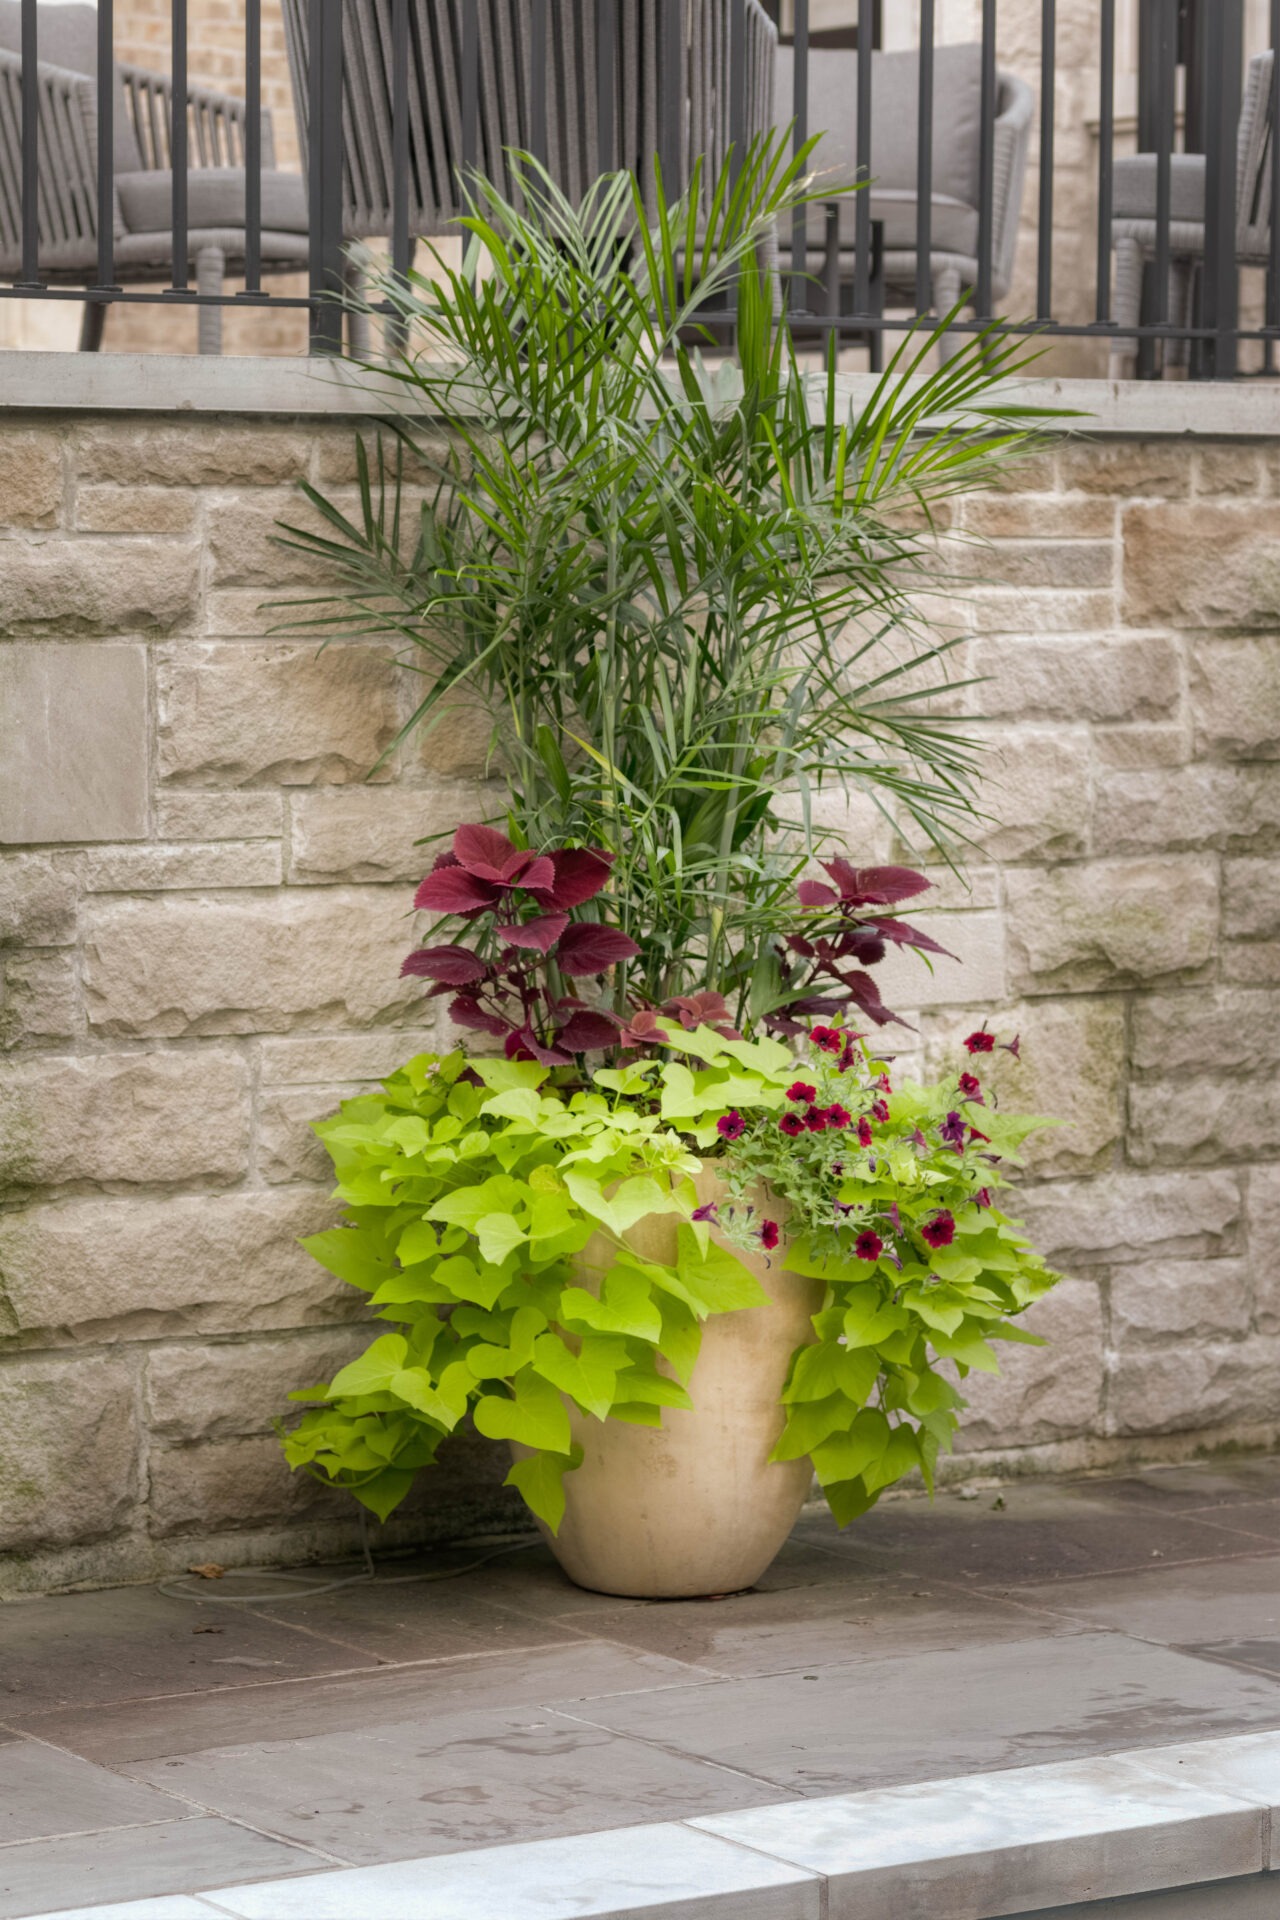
<box><xmin>1</xmin><ymin>403</ymin><xmax>1278</xmax><ymax>1595</ymax></box>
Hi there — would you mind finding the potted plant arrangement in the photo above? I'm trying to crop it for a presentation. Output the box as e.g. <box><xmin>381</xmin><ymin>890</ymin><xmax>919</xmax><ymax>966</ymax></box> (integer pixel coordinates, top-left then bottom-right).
<box><xmin>276</xmin><ymin>143</ymin><xmax>1062</xmax><ymax>1596</ymax></box>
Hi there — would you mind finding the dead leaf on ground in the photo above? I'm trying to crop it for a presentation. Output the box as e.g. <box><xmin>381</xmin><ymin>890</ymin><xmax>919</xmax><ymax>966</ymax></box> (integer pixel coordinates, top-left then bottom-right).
<box><xmin>187</xmin><ymin>1563</ymin><xmax>225</xmax><ymax>1579</ymax></box>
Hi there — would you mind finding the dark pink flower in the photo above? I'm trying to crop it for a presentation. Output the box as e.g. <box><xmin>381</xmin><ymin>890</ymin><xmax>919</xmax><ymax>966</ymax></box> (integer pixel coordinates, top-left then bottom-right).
<box><xmin>958</xmin><ymin>1072</ymin><xmax>983</xmax><ymax>1102</ymax></box>
<box><xmin>692</xmin><ymin>1201</ymin><xmax>719</xmax><ymax>1222</ymax></box>
<box><xmin>787</xmin><ymin>1081</ymin><xmax>817</xmax><ymax>1104</ymax></box>
<box><xmin>838</xmin><ymin>1040</ymin><xmax>859</xmax><ymax>1073</ymax></box>
<box><xmin>1003</xmin><ymin>1034</ymin><xmax>1022</xmax><ymax>1060</ymax></box>
<box><xmin>805</xmin><ymin>1107</ymin><xmax>829</xmax><ymax>1133</ymax></box>
<box><xmin>974</xmin><ymin>1187</ymin><xmax>993</xmax><ymax>1209</ymax></box>
<box><xmin>968</xmin><ymin>1126</ymin><xmax>991</xmax><ymax>1146</ymax></box>
<box><xmin>939</xmin><ymin>1110</ymin><xmax>967</xmax><ymax>1151</ymax></box>
<box><xmin>716</xmin><ymin>1110</ymin><xmax>746</xmax><ymax>1141</ymax></box>
<box><xmin>964</xmin><ymin>1029</ymin><xmax>995</xmax><ymax>1055</ymax></box>
<box><xmin>871</xmin><ymin>1098</ymin><xmax>890</xmax><ymax>1124</ymax></box>
<box><xmin>922</xmin><ymin>1211</ymin><xmax>956</xmax><ymax>1249</ymax></box>
<box><xmin>779</xmin><ymin>1113</ymin><xmax>805</xmax><ymax>1138</ymax></box>
<box><xmin>857</xmin><ymin>1117</ymin><xmax>873</xmax><ymax>1147</ymax></box>
<box><xmin>854</xmin><ymin>1230</ymin><xmax>884</xmax><ymax>1262</ymax></box>
<box><xmin>759</xmin><ymin>1220</ymin><xmax>781</xmax><ymax>1252</ymax></box>
<box><xmin>876</xmin><ymin>1073</ymin><xmax>892</xmax><ymax>1093</ymax></box>
<box><xmin>811</xmin><ymin>1025</ymin><xmax>843</xmax><ymax>1055</ymax></box>
<box><xmin>825</xmin><ymin>1103</ymin><xmax>852</xmax><ymax>1130</ymax></box>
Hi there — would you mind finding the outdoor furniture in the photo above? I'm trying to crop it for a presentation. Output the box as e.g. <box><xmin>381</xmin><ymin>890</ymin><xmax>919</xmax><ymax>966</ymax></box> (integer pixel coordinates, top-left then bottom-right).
<box><xmin>1109</xmin><ymin>51</ymin><xmax>1274</xmax><ymax>378</ymax></box>
<box><xmin>0</xmin><ymin>0</ymin><xmax>308</xmax><ymax>352</ymax></box>
<box><xmin>773</xmin><ymin>42</ymin><xmax>1034</xmax><ymax>346</ymax></box>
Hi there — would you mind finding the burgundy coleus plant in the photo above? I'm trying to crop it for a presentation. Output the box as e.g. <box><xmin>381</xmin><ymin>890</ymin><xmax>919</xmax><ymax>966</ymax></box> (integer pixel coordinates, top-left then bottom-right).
<box><xmin>769</xmin><ymin>860</ymin><xmax>952</xmax><ymax>1035</ymax></box>
<box><xmin>401</xmin><ymin>824</ymin><xmax>639</xmax><ymax>1065</ymax></box>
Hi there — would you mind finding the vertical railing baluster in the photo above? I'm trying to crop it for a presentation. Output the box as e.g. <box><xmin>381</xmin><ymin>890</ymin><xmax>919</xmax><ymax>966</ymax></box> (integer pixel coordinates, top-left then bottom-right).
<box><xmin>852</xmin><ymin>0</ymin><xmax>873</xmax><ymax>322</ymax></box>
<box><xmin>1095</xmin><ymin>0</ymin><xmax>1114</xmax><ymax>324</ymax></box>
<box><xmin>596</xmin><ymin>0</ymin><xmax>615</xmax><ymax>174</ymax></box>
<box><xmin>170</xmin><ymin>0</ymin><xmax>188</xmax><ymax>289</ymax></box>
<box><xmin>974</xmin><ymin>0</ymin><xmax>996</xmax><ymax>320</ymax></box>
<box><xmin>19</xmin><ymin>0</ymin><xmax>38</xmax><ymax>287</ymax></box>
<box><xmin>1201</xmin><ymin>0</ymin><xmax>1242</xmax><ymax>378</ymax></box>
<box><xmin>461</xmin><ymin>0</ymin><xmax>478</xmax><ymax>182</ymax></box>
<box><xmin>1035</xmin><ymin>0</ymin><xmax>1054</xmax><ymax>319</ymax></box>
<box><xmin>307</xmin><ymin>0</ymin><xmax>344</xmax><ymax>353</ymax></box>
<box><xmin>531</xmin><ymin>0</ymin><xmax>548</xmax><ymax>172</ymax></box>
<box><xmin>728</xmin><ymin>0</ymin><xmax>746</xmax><ymax>178</ymax></box>
<box><xmin>95</xmin><ymin>0</ymin><xmax>117</xmax><ymax>296</ymax></box>
<box><xmin>244</xmin><ymin>0</ymin><xmax>261</xmax><ymax>293</ymax></box>
<box><xmin>915</xmin><ymin>0</ymin><xmax>934</xmax><ymax>317</ymax></box>
<box><xmin>659</xmin><ymin>0</ymin><xmax>683</xmax><ymax>201</ymax></box>
<box><xmin>791</xmin><ymin>0</ymin><xmax>809</xmax><ymax>317</ymax></box>
<box><xmin>391</xmin><ymin>0</ymin><xmax>409</xmax><ymax>284</ymax></box>
<box><xmin>1269</xmin><ymin>0</ymin><xmax>1280</xmax><ymax>347</ymax></box>
<box><xmin>1152</xmin><ymin>0</ymin><xmax>1174</xmax><ymax>331</ymax></box>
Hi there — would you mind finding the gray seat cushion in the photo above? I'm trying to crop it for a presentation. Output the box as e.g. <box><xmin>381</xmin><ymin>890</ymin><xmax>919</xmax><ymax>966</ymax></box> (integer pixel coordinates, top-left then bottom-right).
<box><xmin>117</xmin><ymin>166</ymin><xmax>308</xmax><ymax>235</ymax></box>
<box><xmin>791</xmin><ymin>186</ymin><xmax>978</xmax><ymax>258</ymax></box>
<box><xmin>775</xmin><ymin>41</ymin><xmax>984</xmax><ymax>202</ymax></box>
<box><xmin>1112</xmin><ymin>153</ymin><xmax>1206</xmax><ymax>225</ymax></box>
<box><xmin>0</xmin><ymin>0</ymin><xmax>142</xmax><ymax>173</ymax></box>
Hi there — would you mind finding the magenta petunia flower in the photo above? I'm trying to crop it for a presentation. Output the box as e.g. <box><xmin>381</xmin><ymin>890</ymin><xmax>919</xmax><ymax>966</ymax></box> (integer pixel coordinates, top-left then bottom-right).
<box><xmin>805</xmin><ymin>1107</ymin><xmax>829</xmax><ymax>1133</ymax></box>
<box><xmin>857</xmin><ymin>1117</ymin><xmax>873</xmax><ymax>1147</ymax></box>
<box><xmin>871</xmin><ymin>1098</ymin><xmax>890</xmax><ymax>1124</ymax></box>
<box><xmin>876</xmin><ymin>1073</ymin><xmax>893</xmax><ymax>1093</ymax></box>
<box><xmin>716</xmin><ymin>1110</ymin><xmax>746</xmax><ymax>1141</ymax></box>
<box><xmin>787</xmin><ymin>1081</ymin><xmax>817</xmax><ymax>1104</ymax></box>
<box><xmin>922</xmin><ymin>1210</ymin><xmax>956</xmax><ymax>1249</ymax></box>
<box><xmin>1003</xmin><ymin>1034</ymin><xmax>1022</xmax><ymax>1060</ymax></box>
<box><xmin>939</xmin><ymin>1110</ymin><xmax>967</xmax><ymax>1151</ymax></box>
<box><xmin>691</xmin><ymin>1201</ymin><xmax>719</xmax><ymax>1222</ymax></box>
<box><xmin>964</xmin><ymin>1029</ymin><xmax>995</xmax><ymax>1055</ymax></box>
<box><xmin>811</xmin><ymin>1025</ymin><xmax>843</xmax><ymax>1055</ymax></box>
<box><xmin>837</xmin><ymin>1041</ymin><xmax>858</xmax><ymax>1074</ymax></box>
<box><xmin>825</xmin><ymin>1103</ymin><xmax>852</xmax><ymax>1130</ymax></box>
<box><xmin>854</xmin><ymin>1230</ymin><xmax>884</xmax><ymax>1262</ymax></box>
<box><xmin>759</xmin><ymin>1220</ymin><xmax>780</xmax><ymax>1252</ymax></box>
<box><xmin>958</xmin><ymin>1072</ymin><xmax>983</xmax><ymax>1102</ymax></box>
<box><xmin>779</xmin><ymin>1113</ymin><xmax>805</xmax><ymax>1138</ymax></box>
<box><xmin>974</xmin><ymin>1187</ymin><xmax>993</xmax><ymax>1209</ymax></box>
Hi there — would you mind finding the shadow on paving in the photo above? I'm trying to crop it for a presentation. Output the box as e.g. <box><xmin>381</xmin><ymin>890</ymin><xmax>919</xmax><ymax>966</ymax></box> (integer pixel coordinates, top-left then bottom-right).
<box><xmin>0</xmin><ymin>1456</ymin><xmax>1278</xmax><ymax>1917</ymax></box>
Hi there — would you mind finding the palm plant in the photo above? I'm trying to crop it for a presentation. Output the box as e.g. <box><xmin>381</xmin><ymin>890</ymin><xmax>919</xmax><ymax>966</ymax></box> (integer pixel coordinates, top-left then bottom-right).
<box><xmin>276</xmin><ymin>135</ymin><xmax>1057</xmax><ymax>1032</ymax></box>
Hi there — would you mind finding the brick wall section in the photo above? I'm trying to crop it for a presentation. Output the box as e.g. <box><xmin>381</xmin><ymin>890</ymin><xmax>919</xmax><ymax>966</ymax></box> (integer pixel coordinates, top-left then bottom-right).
<box><xmin>1</xmin><ymin>417</ymin><xmax>1278</xmax><ymax>1594</ymax></box>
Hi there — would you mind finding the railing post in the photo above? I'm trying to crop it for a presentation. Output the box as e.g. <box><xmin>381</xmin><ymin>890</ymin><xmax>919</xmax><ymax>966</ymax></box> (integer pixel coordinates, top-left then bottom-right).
<box><xmin>307</xmin><ymin>0</ymin><xmax>344</xmax><ymax>355</ymax></box>
<box><xmin>1199</xmin><ymin>0</ymin><xmax>1242</xmax><ymax>379</ymax></box>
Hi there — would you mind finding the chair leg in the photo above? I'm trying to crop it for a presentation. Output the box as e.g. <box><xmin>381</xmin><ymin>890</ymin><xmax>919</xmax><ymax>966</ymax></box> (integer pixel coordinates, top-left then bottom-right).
<box><xmin>1109</xmin><ymin>235</ymin><xmax>1142</xmax><ymax>381</ymax></box>
<box><xmin>79</xmin><ymin>301</ymin><xmax>106</xmax><ymax>352</ymax></box>
<box><xmin>932</xmin><ymin>265</ymin><xmax>963</xmax><ymax>361</ymax></box>
<box><xmin>1165</xmin><ymin>259</ymin><xmax>1193</xmax><ymax>376</ymax></box>
<box><xmin>196</xmin><ymin>246</ymin><xmax>225</xmax><ymax>355</ymax></box>
<box><xmin>344</xmin><ymin>258</ymin><xmax>371</xmax><ymax>360</ymax></box>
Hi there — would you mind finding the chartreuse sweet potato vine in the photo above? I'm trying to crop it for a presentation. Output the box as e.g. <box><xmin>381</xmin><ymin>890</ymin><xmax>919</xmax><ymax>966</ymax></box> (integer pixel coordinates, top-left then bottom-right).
<box><xmin>282</xmin><ymin>1022</ymin><xmax>1058</xmax><ymax>1531</ymax></box>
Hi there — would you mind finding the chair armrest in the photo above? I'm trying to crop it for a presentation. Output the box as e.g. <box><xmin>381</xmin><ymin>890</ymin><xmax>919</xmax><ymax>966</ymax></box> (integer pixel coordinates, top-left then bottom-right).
<box><xmin>117</xmin><ymin>60</ymin><xmax>278</xmax><ymax>173</ymax></box>
<box><xmin>0</xmin><ymin>49</ymin><xmax>99</xmax><ymax>265</ymax></box>
<box><xmin>990</xmin><ymin>71</ymin><xmax>1035</xmax><ymax>301</ymax></box>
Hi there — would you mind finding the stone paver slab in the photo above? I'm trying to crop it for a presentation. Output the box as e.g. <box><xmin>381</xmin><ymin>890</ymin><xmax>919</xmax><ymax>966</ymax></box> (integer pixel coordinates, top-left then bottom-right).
<box><xmin>244</xmin><ymin>1579</ymin><xmax>586</xmax><ymax>1667</ymax></box>
<box><xmin>1190</xmin><ymin>1503</ymin><xmax>1280</xmax><ymax>1545</ymax></box>
<box><xmin>1011</xmin><ymin>1555</ymin><xmax>1280</xmax><ymax>1645</ymax></box>
<box><xmin>0</xmin><ymin>1820</ymin><xmax>323</xmax><ymax>1920</ymax></box>
<box><xmin>0</xmin><ymin>1740</ymin><xmax>186</xmax><ymax>1847</ymax></box>
<box><xmin>37</xmin><ymin>1903</ymin><xmax>217</xmax><ymax>1920</ymax></box>
<box><xmin>1125</xmin><ymin>1729</ymin><xmax>1280</xmax><ymax>1867</ymax></box>
<box><xmin>200</xmin><ymin>1823</ymin><xmax>821</xmax><ymax>1920</ymax></box>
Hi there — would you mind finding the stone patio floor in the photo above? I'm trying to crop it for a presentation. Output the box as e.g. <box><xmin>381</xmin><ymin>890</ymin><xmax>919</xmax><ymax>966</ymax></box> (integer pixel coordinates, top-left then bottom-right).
<box><xmin>2</xmin><ymin>1455</ymin><xmax>1279</xmax><ymax>1918</ymax></box>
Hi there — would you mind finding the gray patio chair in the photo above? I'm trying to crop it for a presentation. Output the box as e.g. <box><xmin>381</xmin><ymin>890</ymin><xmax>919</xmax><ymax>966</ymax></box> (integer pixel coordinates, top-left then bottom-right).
<box><xmin>0</xmin><ymin>0</ymin><xmax>308</xmax><ymax>352</ymax></box>
<box><xmin>280</xmin><ymin>0</ymin><xmax>776</xmax><ymax>354</ymax></box>
<box><xmin>1109</xmin><ymin>51</ymin><xmax>1273</xmax><ymax>377</ymax></box>
<box><xmin>772</xmin><ymin>42</ymin><xmax>1034</xmax><ymax>343</ymax></box>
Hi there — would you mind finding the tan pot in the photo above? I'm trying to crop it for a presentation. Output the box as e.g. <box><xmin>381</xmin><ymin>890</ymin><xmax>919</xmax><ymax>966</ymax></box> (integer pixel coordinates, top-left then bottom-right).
<box><xmin>516</xmin><ymin>1167</ymin><xmax>824</xmax><ymax>1599</ymax></box>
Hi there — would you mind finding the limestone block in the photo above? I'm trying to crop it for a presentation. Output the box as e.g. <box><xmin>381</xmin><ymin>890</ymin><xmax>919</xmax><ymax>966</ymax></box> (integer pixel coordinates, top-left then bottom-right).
<box><xmin>72</xmin><ymin>423</ymin><xmax>313</xmax><ymax>488</ymax></box>
<box><xmin>779</xmin><ymin>783</ymin><xmax>896</xmax><ymax>868</ymax></box>
<box><xmin>1132</xmin><ymin>989</ymin><xmax>1280</xmax><ymax>1077</ymax></box>
<box><xmin>0</xmin><ymin>855</ymin><xmax>77</xmax><ymax>947</ymax></box>
<box><xmin>1191</xmin><ymin>637</ymin><xmax>1280</xmax><ymax>759</ymax></box>
<box><xmin>1108</xmin><ymin>1335</ymin><xmax>1280</xmax><ymax>1436</ymax></box>
<box><xmin>977</xmin><ymin>727</ymin><xmax>1089</xmax><ymax>863</ymax></box>
<box><xmin>415</xmin><ymin>696</ymin><xmax>496</xmax><ymax>780</ymax></box>
<box><xmin>154</xmin><ymin>792</ymin><xmax>285</xmax><ymax>841</ymax></box>
<box><xmin>960</xmin><ymin>495</ymin><xmax>1115</xmax><ymax>540</ymax></box>
<box><xmin>1224</xmin><ymin>859</ymin><xmax>1280</xmax><ymax>940</ymax></box>
<box><xmin>949</xmin><ymin>587</ymin><xmax>1117</xmax><ymax>635</ymax></box>
<box><xmin>1194</xmin><ymin>446</ymin><xmax>1265</xmax><ymax>496</ymax></box>
<box><xmin>157</xmin><ymin>642</ymin><xmax>400</xmax><ymax>786</ymax></box>
<box><xmin>207</xmin><ymin>491</ymin><xmax>342</xmax><ymax>588</ymax></box>
<box><xmin>1245</xmin><ymin>1164</ymin><xmax>1280</xmax><ymax>1335</ymax></box>
<box><xmin>0</xmin><ymin>645</ymin><xmax>147</xmax><ymax>844</ymax></box>
<box><xmin>1124</xmin><ymin>503</ymin><xmax>1280</xmax><ymax>627</ymax></box>
<box><xmin>0</xmin><ymin>1189</ymin><xmax>345</xmax><ymax>1338</ymax></box>
<box><xmin>312</xmin><ymin>426</ymin><xmax>452</xmax><ymax>485</ymax></box>
<box><xmin>871</xmin><ymin>909</ymin><xmax>1005</xmax><ymax>1013</ymax></box>
<box><xmin>75</xmin><ymin>487</ymin><xmax>197</xmax><ymax>535</ymax></box>
<box><xmin>0</xmin><ymin>951</ymin><xmax>79</xmax><ymax>1047</ymax></box>
<box><xmin>1093</xmin><ymin>766</ymin><xmax>1280</xmax><ymax>856</ymax></box>
<box><xmin>258</xmin><ymin>1085</ymin><xmax>357</xmax><ymax>1184</ymax></box>
<box><xmin>968</xmin><ymin>634</ymin><xmax>1180</xmax><ymax>725</ymax></box>
<box><xmin>953</xmin><ymin>1280</ymin><xmax>1104</xmax><ymax>1452</ymax></box>
<box><xmin>0</xmin><ymin>541</ymin><xmax>198</xmax><ymax>635</ymax></box>
<box><xmin>148</xmin><ymin>1433</ymin><xmax>347</xmax><ymax>1536</ymax></box>
<box><xmin>0</xmin><ymin>1353</ymin><xmax>137</xmax><ymax>1549</ymax></box>
<box><xmin>923</xmin><ymin>997</ymin><xmax>1124</xmax><ymax>1178</ymax></box>
<box><xmin>81</xmin><ymin>843</ymin><xmax>283</xmax><ymax>892</ymax></box>
<box><xmin>949</xmin><ymin>539</ymin><xmax>1115</xmax><ymax>591</ymax></box>
<box><xmin>0</xmin><ymin>1049</ymin><xmax>248</xmax><ymax>1191</ymax></box>
<box><xmin>84</xmin><ymin>889</ymin><xmax>421</xmax><ymax>1038</ymax></box>
<box><xmin>1058</xmin><ymin>442</ymin><xmax>1193</xmax><ymax>497</ymax></box>
<box><xmin>1007</xmin><ymin>858</ymin><xmax>1217</xmax><ymax>995</ymax></box>
<box><xmin>145</xmin><ymin>1329</ymin><xmax>372</xmax><ymax>1441</ymax></box>
<box><xmin>1110</xmin><ymin>1259</ymin><xmax>1252</xmax><ymax>1347</ymax></box>
<box><xmin>1224</xmin><ymin>944</ymin><xmax>1280</xmax><ymax>986</ymax></box>
<box><xmin>1017</xmin><ymin>1170</ymin><xmax>1242</xmax><ymax>1267</ymax></box>
<box><xmin>203</xmin><ymin>588</ymin><xmax>292</xmax><ymax>638</ymax></box>
<box><xmin>1129</xmin><ymin>1075</ymin><xmax>1280</xmax><ymax>1168</ymax></box>
<box><xmin>288</xmin><ymin>785</ymin><xmax>486</xmax><ymax>885</ymax></box>
<box><xmin>1093</xmin><ymin>725</ymin><xmax>1192</xmax><ymax>771</ymax></box>
<box><xmin>0</xmin><ymin>430</ymin><xmax>62</xmax><ymax>529</ymax></box>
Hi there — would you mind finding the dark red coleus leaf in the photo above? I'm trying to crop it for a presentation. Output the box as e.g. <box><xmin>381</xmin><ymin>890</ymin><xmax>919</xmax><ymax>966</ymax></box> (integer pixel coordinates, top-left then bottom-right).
<box><xmin>555</xmin><ymin>923</ymin><xmax>641</xmax><ymax>976</ymax></box>
<box><xmin>796</xmin><ymin>879</ymin><xmax>839</xmax><ymax>908</ymax></box>
<box><xmin>555</xmin><ymin>1009</ymin><xmax>623</xmax><ymax>1052</ymax></box>
<box><xmin>448</xmin><ymin>995</ymin><xmax>510</xmax><ymax>1039</ymax></box>
<box><xmin>496</xmin><ymin>912</ymin><xmax>569</xmax><ymax>954</ymax></box>
<box><xmin>502</xmin><ymin>851</ymin><xmax>556</xmax><ymax>892</ymax></box>
<box><xmin>414</xmin><ymin>866</ymin><xmax>502</xmax><ymax>915</ymax></box>
<box><xmin>866</xmin><ymin>916</ymin><xmax>956</xmax><ymax>960</ymax></box>
<box><xmin>544</xmin><ymin>848</ymin><xmax>614</xmax><ymax>910</ymax></box>
<box><xmin>823</xmin><ymin>860</ymin><xmax>931</xmax><ymax>908</ymax></box>
<box><xmin>400</xmin><ymin>944</ymin><xmax>488</xmax><ymax>985</ymax></box>
<box><xmin>841</xmin><ymin>970</ymin><xmax>902</xmax><ymax>1027</ymax></box>
<box><xmin>453</xmin><ymin>822</ymin><xmax>518</xmax><ymax>878</ymax></box>
<box><xmin>510</xmin><ymin>1023</ymin><xmax>573</xmax><ymax>1066</ymax></box>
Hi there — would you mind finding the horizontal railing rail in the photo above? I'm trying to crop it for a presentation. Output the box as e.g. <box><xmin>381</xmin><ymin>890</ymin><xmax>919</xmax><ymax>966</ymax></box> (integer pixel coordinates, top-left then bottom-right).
<box><xmin>0</xmin><ymin>0</ymin><xmax>1274</xmax><ymax>375</ymax></box>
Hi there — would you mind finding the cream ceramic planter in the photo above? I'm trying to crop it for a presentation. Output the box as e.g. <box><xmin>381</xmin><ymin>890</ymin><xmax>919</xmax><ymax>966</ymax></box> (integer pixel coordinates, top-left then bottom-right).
<box><xmin>517</xmin><ymin>1168</ymin><xmax>824</xmax><ymax>1599</ymax></box>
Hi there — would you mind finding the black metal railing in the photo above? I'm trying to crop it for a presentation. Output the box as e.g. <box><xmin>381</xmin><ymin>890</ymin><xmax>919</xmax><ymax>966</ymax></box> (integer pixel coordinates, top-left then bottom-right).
<box><xmin>0</xmin><ymin>0</ymin><xmax>1275</xmax><ymax>375</ymax></box>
